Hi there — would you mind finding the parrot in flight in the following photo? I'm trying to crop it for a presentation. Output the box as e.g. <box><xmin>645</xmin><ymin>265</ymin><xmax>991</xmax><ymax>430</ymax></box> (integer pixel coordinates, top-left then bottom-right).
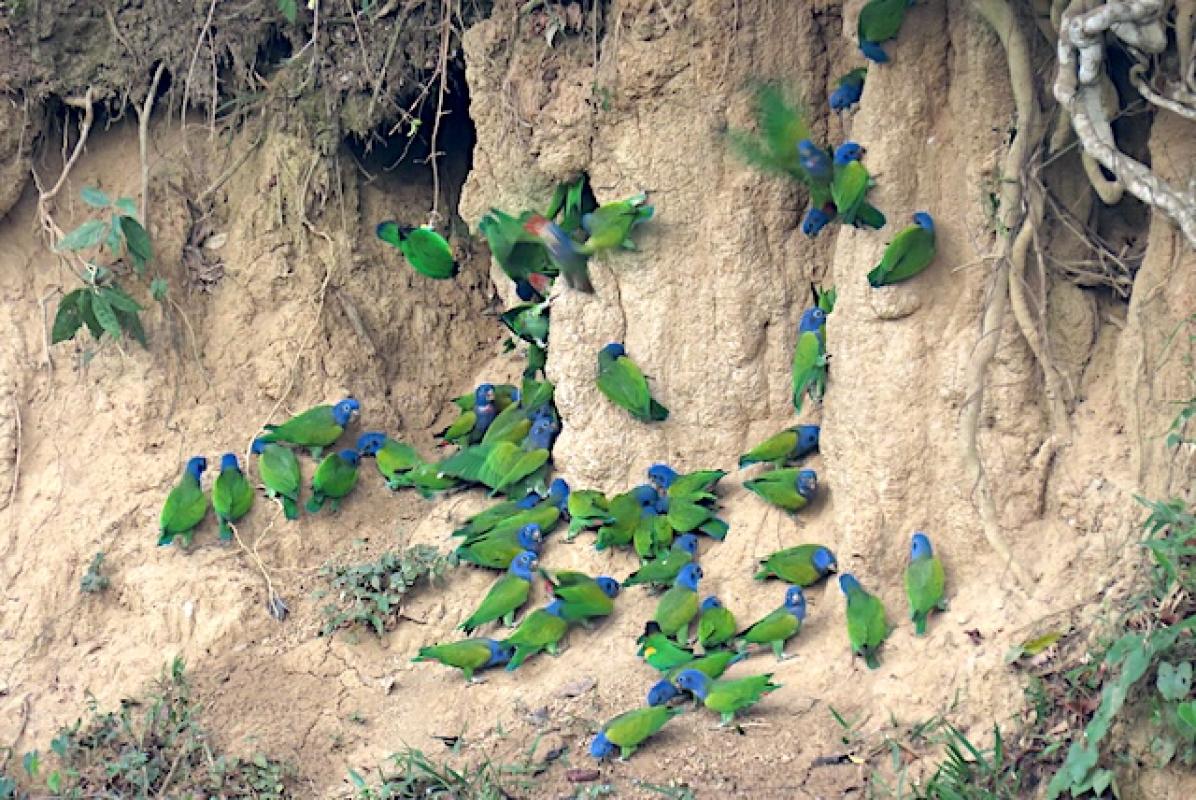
<box><xmin>578</xmin><ymin>192</ymin><xmax>654</xmax><ymax>255</ymax></box>
<box><xmin>376</xmin><ymin>222</ymin><xmax>457</xmax><ymax>279</ymax></box>
<box><xmin>867</xmin><ymin>212</ymin><xmax>937</xmax><ymax>287</ymax></box>
<box><xmin>478</xmin><ymin>208</ymin><xmax>555</xmax><ymax>300</ymax></box>
<box><xmin>523</xmin><ymin>214</ymin><xmax>593</xmax><ymax>293</ymax></box>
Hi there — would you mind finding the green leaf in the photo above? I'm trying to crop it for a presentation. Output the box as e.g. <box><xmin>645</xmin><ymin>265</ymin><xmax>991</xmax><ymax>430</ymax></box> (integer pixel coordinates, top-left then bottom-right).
<box><xmin>115</xmin><ymin>308</ymin><xmax>147</xmax><ymax>348</ymax></box>
<box><xmin>105</xmin><ymin>215</ymin><xmax>123</xmax><ymax>257</ymax></box>
<box><xmin>278</xmin><ymin>0</ymin><xmax>297</xmax><ymax>23</ymax></box>
<box><xmin>46</xmin><ymin>770</ymin><xmax>62</xmax><ymax>793</ymax></box>
<box><xmin>101</xmin><ymin>285</ymin><xmax>143</xmax><ymax>313</ymax></box>
<box><xmin>78</xmin><ymin>292</ymin><xmax>103</xmax><ymax>339</ymax></box>
<box><xmin>150</xmin><ymin>277</ymin><xmax>169</xmax><ymax>301</ymax></box>
<box><xmin>51</xmin><ymin>290</ymin><xmax>85</xmax><ymax>344</ymax></box>
<box><xmin>23</xmin><ymin>750</ymin><xmax>39</xmax><ymax>777</ymax></box>
<box><xmin>115</xmin><ymin>197</ymin><xmax>138</xmax><ymax>216</ymax></box>
<box><xmin>1177</xmin><ymin>701</ymin><xmax>1196</xmax><ymax>732</ymax></box>
<box><xmin>1158</xmin><ymin>661</ymin><xmax>1192</xmax><ymax>702</ymax></box>
<box><xmin>90</xmin><ymin>291</ymin><xmax>122</xmax><ymax>340</ymax></box>
<box><xmin>348</xmin><ymin>769</ymin><xmax>367</xmax><ymax>789</ymax></box>
<box><xmin>80</xmin><ymin>186</ymin><xmax>110</xmax><ymax>208</ymax></box>
<box><xmin>57</xmin><ymin>219</ymin><xmax>107</xmax><ymax>252</ymax></box>
<box><xmin>119</xmin><ymin>216</ymin><xmax>153</xmax><ymax>274</ymax></box>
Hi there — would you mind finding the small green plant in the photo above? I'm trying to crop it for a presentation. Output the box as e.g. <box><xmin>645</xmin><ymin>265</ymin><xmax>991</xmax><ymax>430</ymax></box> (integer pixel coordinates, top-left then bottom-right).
<box><xmin>50</xmin><ymin>187</ymin><xmax>157</xmax><ymax>349</ymax></box>
<box><xmin>15</xmin><ymin>657</ymin><xmax>292</xmax><ymax>798</ymax></box>
<box><xmin>915</xmin><ymin>724</ymin><xmax>1021</xmax><ymax>800</ymax></box>
<box><xmin>347</xmin><ymin>748</ymin><xmax>508</xmax><ymax>799</ymax></box>
<box><xmin>319</xmin><ymin>544</ymin><xmax>454</xmax><ymax>637</ymax></box>
<box><xmin>79</xmin><ymin>552</ymin><xmax>109</xmax><ymax>594</ymax></box>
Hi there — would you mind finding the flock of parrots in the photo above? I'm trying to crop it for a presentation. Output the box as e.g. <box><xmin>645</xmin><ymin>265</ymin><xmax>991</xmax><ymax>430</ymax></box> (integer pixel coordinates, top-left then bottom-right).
<box><xmin>156</xmin><ymin>0</ymin><xmax>946</xmax><ymax>764</ymax></box>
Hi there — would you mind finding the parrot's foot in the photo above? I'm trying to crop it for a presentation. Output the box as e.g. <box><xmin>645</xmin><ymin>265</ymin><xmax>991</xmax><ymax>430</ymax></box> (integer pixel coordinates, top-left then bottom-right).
<box><xmin>467</xmin><ymin>676</ymin><xmax>488</xmax><ymax>686</ymax></box>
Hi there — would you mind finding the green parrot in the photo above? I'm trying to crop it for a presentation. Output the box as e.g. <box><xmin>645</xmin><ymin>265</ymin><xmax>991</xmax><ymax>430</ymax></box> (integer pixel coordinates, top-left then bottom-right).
<box><xmin>257</xmin><ymin>397</ymin><xmax>359</xmax><ymax>458</ymax></box>
<box><xmin>565</xmin><ymin>489</ymin><xmax>611</xmax><ymax>539</ymax></box>
<box><xmin>549</xmin><ymin>175</ymin><xmax>591</xmax><ymax>233</ymax></box>
<box><xmin>458</xmin><ymin>489</ymin><xmax>566</xmax><ymax>544</ymax></box>
<box><xmin>727</xmin><ymin>81</ymin><xmax>811</xmax><ymax>181</ymax></box>
<box><xmin>460</xmin><ymin>550</ymin><xmax>538</xmax><ymax>633</ymax></box>
<box><xmin>437</xmin><ymin>417</ymin><xmax>555</xmax><ymax>497</ymax></box>
<box><xmin>412</xmin><ymin>638</ymin><xmax>514</xmax><ymax>682</ymax></box>
<box><xmin>158</xmin><ymin>456</ymin><xmax>209</xmax><ymax>547</ymax></box>
<box><xmin>305</xmin><ymin>449</ymin><xmax>360</xmax><ymax>513</ymax></box>
<box><xmin>594</xmin><ymin>489</ymin><xmax>644</xmax><ymax>550</ymax></box>
<box><xmin>251</xmin><ymin>438</ymin><xmax>301</xmax><ymax>520</ymax></box>
<box><xmin>589</xmin><ymin>706</ymin><xmax>682</xmax><ymax>761</ymax></box>
<box><xmin>743</xmin><ymin>468</ymin><xmax>818</xmax><ymax>513</ymax></box>
<box><xmin>376</xmin><ymin>222</ymin><xmax>458</xmax><ymax>279</ymax></box>
<box><xmin>452</xmin><ymin>492</ymin><xmax>546</xmax><ymax>540</ymax></box>
<box><xmin>544</xmin><ymin>570</ymin><xmax>620</xmax><ymax>624</ymax></box>
<box><xmin>623</xmin><ymin>534</ymin><xmax>699</xmax><ymax>587</ymax></box>
<box><xmin>840</xmin><ymin>573</ymin><xmax>890</xmax><ymax>669</ymax></box>
<box><xmin>650</xmin><ymin>464</ymin><xmax>727</xmax><ymax>498</ymax></box>
<box><xmin>815</xmin><ymin>284</ymin><xmax>838</xmax><ymax>313</ymax></box>
<box><xmin>633</xmin><ymin>512</ymin><xmax>675</xmax><ymax>560</ymax></box>
<box><xmin>673</xmin><ymin>669</ymin><xmax>781</xmax><ymax>726</ymax></box>
<box><xmin>354</xmin><ymin>433</ymin><xmax>421</xmax><ymax>488</ymax></box>
<box><xmin>664</xmin><ymin>649</ymin><xmax>746</xmax><ymax>682</ymax></box>
<box><xmin>697</xmin><ymin>596</ymin><xmax>737</xmax><ymax>651</ymax></box>
<box><xmin>578</xmin><ymin>192</ymin><xmax>654</xmax><ymax>255</ymax></box>
<box><xmin>500</xmin><ymin>301</ymin><xmax>549</xmax><ymax>349</ymax></box>
<box><xmin>737</xmin><ymin>586</ymin><xmax>806</xmax><ymax>660</ymax></box>
<box><xmin>454</xmin><ymin>522</ymin><xmax>543</xmax><ymax>570</ymax></box>
<box><xmin>212</xmin><ymin>453</ymin><xmax>254</xmax><ymax>542</ymax></box>
<box><xmin>754</xmin><ymin>544</ymin><xmax>838</xmax><ymax>585</ymax></box>
<box><xmin>792</xmin><ymin>306</ymin><xmax>828</xmax><ymax>414</ymax></box>
<box><xmin>503</xmin><ymin>599</ymin><xmax>569</xmax><ymax>670</ymax></box>
<box><xmin>637</xmin><ymin>621</ymin><xmax>697</xmax><ymax>672</ymax></box>
<box><xmin>867</xmin><ymin>212</ymin><xmax>936</xmax><ymax>287</ymax></box>
<box><xmin>739</xmin><ymin>425</ymin><xmax>820</xmax><ymax>469</ymax></box>
<box><xmin>451</xmin><ymin>384</ymin><xmax>519</xmax><ymax>412</ymax></box>
<box><xmin>439</xmin><ymin>384</ymin><xmax>502</xmax><ymax>446</ymax></box>
<box><xmin>478</xmin><ymin>208</ymin><xmax>555</xmax><ymax>297</ymax></box>
<box><xmin>596</xmin><ymin>342</ymin><xmax>669</xmax><ymax>423</ymax></box>
<box><xmin>858</xmin><ymin>0</ymin><xmax>914</xmax><ymax>62</ymax></box>
<box><xmin>831</xmin><ymin>143</ymin><xmax>875</xmax><ymax>226</ymax></box>
<box><xmin>905</xmin><ymin>532</ymin><xmax>947</xmax><ymax>635</ymax></box>
<box><xmin>387</xmin><ymin>461</ymin><xmax>461</xmax><ymax>499</ymax></box>
<box><xmin>653</xmin><ymin>564</ymin><xmax>702</xmax><ymax>644</ymax></box>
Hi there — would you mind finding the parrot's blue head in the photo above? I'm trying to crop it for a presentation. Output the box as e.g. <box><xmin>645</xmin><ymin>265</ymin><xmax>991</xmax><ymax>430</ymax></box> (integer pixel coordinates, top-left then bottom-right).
<box><xmin>355</xmin><ymin>432</ymin><xmax>387</xmax><ymax>457</ymax></box>
<box><xmin>647</xmin><ymin>679</ymin><xmax>681</xmax><ymax>707</ymax></box>
<box><xmin>547</xmin><ymin>479</ymin><xmax>570</xmax><ymax>508</ymax></box>
<box><xmin>798</xmin><ymin>306</ymin><xmax>827</xmax><ymax>333</ymax></box>
<box><xmin>673</xmin><ymin>669</ymin><xmax>712</xmax><ymax>700</ymax></box>
<box><xmin>796</xmin><ymin>469</ymin><xmax>818</xmax><ymax>499</ymax></box>
<box><xmin>332</xmin><ymin>398</ymin><xmax>360</xmax><ymax>426</ymax></box>
<box><xmin>801</xmin><ymin>207</ymin><xmax>832</xmax><ymax>238</ymax></box>
<box><xmin>185</xmin><ymin>456</ymin><xmax>208</xmax><ymax>480</ymax></box>
<box><xmin>829</xmin><ymin>85</ymin><xmax>860</xmax><ymax>112</ymax></box>
<box><xmin>784</xmin><ymin>586</ymin><xmax>807</xmax><ymax>618</ymax></box>
<box><xmin>544</xmin><ymin>598</ymin><xmax>566</xmax><ymax>618</ymax></box>
<box><xmin>676</xmin><ymin>563</ymin><xmax>703</xmax><ymax>592</ymax></box>
<box><xmin>813</xmin><ymin>546</ymin><xmax>838</xmax><ymax>574</ymax></box>
<box><xmin>589</xmin><ymin>731</ymin><xmax>617</xmax><ymax>760</ymax></box>
<box><xmin>596</xmin><ymin>577</ymin><xmax>621</xmax><ymax>599</ymax></box>
<box><xmin>796</xmin><ymin>139</ymin><xmax>820</xmax><ymax>160</ymax></box>
<box><xmin>510</xmin><ymin>550</ymin><xmax>538</xmax><ymax>580</ymax></box>
<box><xmin>599</xmin><ymin>342</ymin><xmax>626</xmax><ymax>360</ymax></box>
<box><xmin>911</xmin><ymin>532</ymin><xmax>933</xmax><ymax>560</ymax></box>
<box><xmin>647</xmin><ymin>463</ymin><xmax>678</xmax><ymax>491</ymax></box>
<box><xmin>676</xmin><ymin>534</ymin><xmax>699</xmax><ymax>555</ymax></box>
<box><xmin>475</xmin><ymin>383</ymin><xmax>496</xmax><ymax>406</ymax></box>
<box><xmin>516</xmin><ymin>491</ymin><xmax>542</xmax><ymax>510</ymax></box>
<box><xmin>859</xmin><ymin>39</ymin><xmax>890</xmax><ymax>63</ymax></box>
<box><xmin>834</xmin><ymin>141</ymin><xmax>865</xmax><ymax>165</ymax></box>
<box><xmin>913</xmin><ymin>212</ymin><xmax>935</xmax><ymax>233</ymax></box>
<box><xmin>797</xmin><ymin>425</ymin><xmax>821</xmax><ymax>453</ymax></box>
<box><xmin>250</xmin><ymin>438</ymin><xmax>267</xmax><ymax>456</ymax></box>
<box><xmin>485</xmin><ymin>639</ymin><xmax>515</xmax><ymax>667</ymax></box>
<box><xmin>337</xmin><ymin>449</ymin><xmax>361</xmax><ymax>466</ymax></box>
<box><xmin>517</xmin><ymin>524</ymin><xmax>543</xmax><ymax>550</ymax></box>
<box><xmin>632</xmin><ymin>483</ymin><xmax>661</xmax><ymax>506</ymax></box>
<box><xmin>838</xmin><ymin>573</ymin><xmax>862</xmax><ymax>595</ymax></box>
<box><xmin>700</xmin><ymin>595</ymin><xmax>723</xmax><ymax>613</ymax></box>
<box><xmin>526</xmin><ymin>417</ymin><xmax>557</xmax><ymax>450</ymax></box>
<box><xmin>219</xmin><ymin>452</ymin><xmax>241</xmax><ymax>473</ymax></box>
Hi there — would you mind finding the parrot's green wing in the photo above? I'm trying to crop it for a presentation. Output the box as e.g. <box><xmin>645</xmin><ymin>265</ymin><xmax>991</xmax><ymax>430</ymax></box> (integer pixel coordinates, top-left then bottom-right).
<box><xmin>212</xmin><ymin>469</ymin><xmax>254</xmax><ymax>541</ymax></box>
<box><xmin>706</xmin><ymin>674</ymin><xmax>779</xmax><ymax>715</ymax></box>
<box><xmin>867</xmin><ymin>225</ymin><xmax>935</xmax><ymax>287</ymax></box>
<box><xmin>439</xmin><ymin>442</ymin><xmax>550</xmax><ymax>495</ymax></box>
<box><xmin>467</xmin><ymin>504</ymin><xmax>560</xmax><ymax>544</ymax></box>
<box><xmin>376</xmin><ymin>439</ymin><xmax>421</xmax><ymax>481</ymax></box>
<box><xmin>832</xmin><ymin>160</ymin><xmax>871</xmax><ymax>225</ymax></box>
<box><xmin>666</xmin><ymin>499</ymin><xmax>713</xmax><ymax>533</ymax></box>
<box><xmin>905</xmin><ymin>557</ymin><xmax>945</xmax><ymax>635</ymax></box>
<box><xmin>159</xmin><ymin>476</ymin><xmax>208</xmax><ymax>546</ymax></box>
<box><xmin>666</xmin><ymin>469</ymin><xmax>725</xmax><ymax>498</ymax></box>
<box><xmin>500</xmin><ymin>302</ymin><xmax>550</xmax><ymax>348</ymax></box>
<box><xmin>667</xmin><ymin>650</ymin><xmax>743</xmax><ymax>681</ymax></box>
<box><xmin>791</xmin><ymin>330</ymin><xmax>826</xmax><ymax>414</ymax></box>
<box><xmin>727</xmin><ymin>82</ymin><xmax>809</xmax><ymax>179</ymax></box>
<box><xmin>741</xmin><ymin>608</ymin><xmax>799</xmax><ymax>645</ymax></box>
<box><xmin>595</xmin><ymin>491</ymin><xmax>641</xmax><ymax>550</ymax></box>
<box><xmin>378</xmin><ymin>223</ymin><xmax>457</xmax><ymax>279</ymax></box>
<box><xmin>744</xmin><ymin>471</ymin><xmax>806</xmax><ymax>512</ymax></box>
<box><xmin>258</xmin><ymin>443</ymin><xmax>301</xmax><ymax>520</ymax></box>
<box><xmin>597</xmin><ymin>354</ymin><xmax>669</xmax><ymax>422</ymax></box>
<box><xmin>566</xmin><ymin>490</ymin><xmax>610</xmax><ymax>535</ymax></box>
<box><xmin>653</xmin><ymin>585</ymin><xmax>698</xmax><ymax>638</ymax></box>
<box><xmin>698</xmin><ymin>517</ymin><xmax>729</xmax><ymax>540</ymax></box>
<box><xmin>460</xmin><ymin>573</ymin><xmax>531</xmax><ymax>632</ymax></box>
<box><xmin>452</xmin><ymin>497</ymin><xmax>526</xmax><ymax>538</ymax></box>
<box><xmin>504</xmin><ymin>610</ymin><xmax>568</xmax><ymax>670</ymax></box>
<box><xmin>855</xmin><ymin>203</ymin><xmax>886</xmax><ymax>230</ymax></box>
<box><xmin>625</xmin><ymin>546</ymin><xmax>693</xmax><ymax>586</ymax></box>
<box><xmin>413</xmin><ymin>639</ymin><xmax>492</xmax><ymax>680</ymax></box>
<box><xmin>859</xmin><ymin>0</ymin><xmax>910</xmax><ymax>43</ymax></box>
<box><xmin>260</xmin><ymin>405</ymin><xmax>340</xmax><ymax>448</ymax></box>
<box><xmin>480</xmin><ymin>209</ymin><xmax>555</xmax><ymax>283</ymax></box>
<box><xmin>754</xmin><ymin>544</ymin><xmax>827</xmax><ymax>584</ymax></box>
<box><xmin>482</xmin><ymin>402</ymin><xmax>532</xmax><ymax>445</ymax></box>
<box><xmin>440</xmin><ymin>410</ymin><xmax>479</xmax><ymax>444</ymax></box>
<box><xmin>739</xmin><ymin>429</ymin><xmax>798</xmax><ymax>468</ymax></box>
<box><xmin>602</xmin><ymin>706</ymin><xmax>682</xmax><ymax>755</ymax></box>
<box><xmin>698</xmin><ymin>606</ymin><xmax>737</xmax><ymax>649</ymax></box>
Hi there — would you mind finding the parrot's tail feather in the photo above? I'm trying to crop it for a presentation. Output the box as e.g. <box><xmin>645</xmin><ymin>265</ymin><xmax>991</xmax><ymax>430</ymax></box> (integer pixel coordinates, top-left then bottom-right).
<box><xmin>566</xmin><ymin>268</ymin><xmax>595</xmax><ymax>294</ymax></box>
<box><xmin>157</xmin><ymin>531</ymin><xmax>173</xmax><ymax>547</ymax></box>
<box><xmin>305</xmin><ymin>496</ymin><xmax>323</xmax><ymax>513</ymax></box>
<box><xmin>505</xmin><ymin>648</ymin><xmax>529</xmax><ymax>671</ymax></box>
<box><xmin>218</xmin><ymin>521</ymin><xmax>233</xmax><ymax>542</ymax></box>
<box><xmin>281</xmin><ymin>496</ymin><xmax>299</xmax><ymax>520</ymax></box>
<box><xmin>649</xmin><ymin>400</ymin><xmax>670</xmax><ymax>422</ymax></box>
<box><xmin>864</xmin><ymin>651</ymin><xmax>880</xmax><ymax>669</ymax></box>
<box><xmin>752</xmin><ymin>569</ymin><xmax>769</xmax><ymax>581</ymax></box>
<box><xmin>913</xmin><ymin>615</ymin><xmax>927</xmax><ymax>636</ymax></box>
